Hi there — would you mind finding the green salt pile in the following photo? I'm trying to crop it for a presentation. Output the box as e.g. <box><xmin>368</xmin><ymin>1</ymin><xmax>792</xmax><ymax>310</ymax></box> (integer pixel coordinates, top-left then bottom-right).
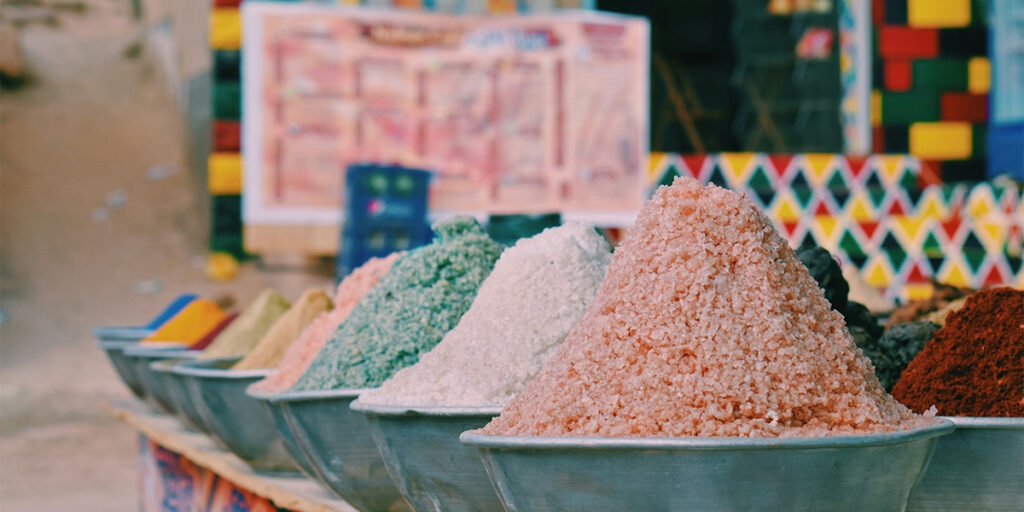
<box><xmin>292</xmin><ymin>217</ymin><xmax>503</xmax><ymax>390</ymax></box>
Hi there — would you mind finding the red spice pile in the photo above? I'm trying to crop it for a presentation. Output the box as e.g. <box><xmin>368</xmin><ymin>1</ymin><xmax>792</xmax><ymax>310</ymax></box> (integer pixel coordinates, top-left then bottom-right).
<box><xmin>892</xmin><ymin>287</ymin><xmax>1023</xmax><ymax>417</ymax></box>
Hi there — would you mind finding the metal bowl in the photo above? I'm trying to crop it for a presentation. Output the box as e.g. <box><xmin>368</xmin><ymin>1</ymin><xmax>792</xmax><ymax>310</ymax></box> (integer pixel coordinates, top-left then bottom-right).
<box><xmin>274</xmin><ymin>389</ymin><xmax>412</xmax><ymax>512</ymax></box>
<box><xmin>150</xmin><ymin>359</ymin><xmax>208</xmax><ymax>432</ymax></box>
<box><xmin>97</xmin><ymin>337</ymin><xmax>148</xmax><ymax>400</ymax></box>
<box><xmin>174</xmin><ymin>358</ymin><xmax>298</xmax><ymax>473</ymax></box>
<box><xmin>907</xmin><ymin>417</ymin><xmax>1023</xmax><ymax>511</ymax></box>
<box><xmin>123</xmin><ymin>344</ymin><xmax>196</xmax><ymax>414</ymax></box>
<box><xmin>246</xmin><ymin>387</ymin><xmax>319</xmax><ymax>478</ymax></box>
<box><xmin>351</xmin><ymin>401</ymin><xmax>503</xmax><ymax>512</ymax></box>
<box><xmin>461</xmin><ymin>420</ymin><xmax>954</xmax><ymax>511</ymax></box>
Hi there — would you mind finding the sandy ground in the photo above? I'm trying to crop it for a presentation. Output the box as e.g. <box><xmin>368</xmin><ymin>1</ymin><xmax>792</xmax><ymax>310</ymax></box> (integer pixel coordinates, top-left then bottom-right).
<box><xmin>1</xmin><ymin>2</ymin><xmax>330</xmax><ymax>510</ymax></box>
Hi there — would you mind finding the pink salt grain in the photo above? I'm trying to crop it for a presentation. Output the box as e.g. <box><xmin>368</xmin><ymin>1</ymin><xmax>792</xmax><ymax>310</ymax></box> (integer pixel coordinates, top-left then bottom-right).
<box><xmin>249</xmin><ymin>253</ymin><xmax>401</xmax><ymax>394</ymax></box>
<box><xmin>482</xmin><ymin>178</ymin><xmax>933</xmax><ymax>438</ymax></box>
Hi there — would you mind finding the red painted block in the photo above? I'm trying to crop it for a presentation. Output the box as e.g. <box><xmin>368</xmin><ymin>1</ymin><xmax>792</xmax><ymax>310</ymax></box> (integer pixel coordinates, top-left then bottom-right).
<box><xmin>213</xmin><ymin>0</ymin><xmax>242</xmax><ymax>7</ymax></box>
<box><xmin>885</xmin><ymin>59</ymin><xmax>913</xmax><ymax>91</ymax></box>
<box><xmin>940</xmin><ymin>92</ymin><xmax>988</xmax><ymax>122</ymax></box>
<box><xmin>213</xmin><ymin>121</ymin><xmax>241</xmax><ymax>152</ymax></box>
<box><xmin>872</xmin><ymin>0</ymin><xmax>886</xmax><ymax>25</ymax></box>
<box><xmin>879</xmin><ymin>26</ymin><xmax>939</xmax><ymax>59</ymax></box>
<box><xmin>873</xmin><ymin>126</ymin><xmax>886</xmax><ymax>153</ymax></box>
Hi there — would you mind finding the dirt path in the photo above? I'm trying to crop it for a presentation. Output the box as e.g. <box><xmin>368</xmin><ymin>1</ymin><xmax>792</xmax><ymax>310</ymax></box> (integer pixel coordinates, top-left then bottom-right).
<box><xmin>0</xmin><ymin>2</ymin><xmax>329</xmax><ymax>510</ymax></box>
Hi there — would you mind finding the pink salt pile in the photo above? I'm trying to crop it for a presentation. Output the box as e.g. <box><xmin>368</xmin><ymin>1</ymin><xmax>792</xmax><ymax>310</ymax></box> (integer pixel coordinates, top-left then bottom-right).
<box><xmin>483</xmin><ymin>178</ymin><xmax>932</xmax><ymax>438</ymax></box>
<box><xmin>249</xmin><ymin>253</ymin><xmax>401</xmax><ymax>394</ymax></box>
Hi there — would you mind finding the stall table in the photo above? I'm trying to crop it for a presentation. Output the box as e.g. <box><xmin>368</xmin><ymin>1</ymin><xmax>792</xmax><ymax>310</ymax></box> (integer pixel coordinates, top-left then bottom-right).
<box><xmin>109</xmin><ymin>399</ymin><xmax>356</xmax><ymax>512</ymax></box>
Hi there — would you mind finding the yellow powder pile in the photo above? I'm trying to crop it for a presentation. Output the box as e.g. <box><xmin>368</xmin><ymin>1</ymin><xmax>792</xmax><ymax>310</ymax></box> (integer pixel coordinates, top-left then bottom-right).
<box><xmin>233</xmin><ymin>288</ymin><xmax>333</xmax><ymax>370</ymax></box>
<box><xmin>142</xmin><ymin>299</ymin><xmax>226</xmax><ymax>344</ymax></box>
<box><xmin>200</xmin><ymin>289</ymin><xmax>290</xmax><ymax>360</ymax></box>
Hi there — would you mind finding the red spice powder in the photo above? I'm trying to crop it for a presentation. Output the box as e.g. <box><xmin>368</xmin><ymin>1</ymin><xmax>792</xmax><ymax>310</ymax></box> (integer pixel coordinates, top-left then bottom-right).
<box><xmin>892</xmin><ymin>287</ymin><xmax>1023</xmax><ymax>417</ymax></box>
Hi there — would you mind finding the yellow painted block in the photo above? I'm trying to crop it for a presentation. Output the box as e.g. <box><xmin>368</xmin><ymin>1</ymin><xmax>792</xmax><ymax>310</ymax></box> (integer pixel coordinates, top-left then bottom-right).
<box><xmin>968</xmin><ymin>57</ymin><xmax>990</xmax><ymax>94</ymax></box>
<box><xmin>908</xmin><ymin>0</ymin><xmax>970</xmax><ymax>27</ymax></box>
<box><xmin>210</xmin><ymin>8</ymin><xmax>242</xmax><ymax>50</ymax></box>
<box><xmin>909</xmin><ymin>122</ymin><xmax>973</xmax><ymax>160</ymax></box>
<box><xmin>209</xmin><ymin>153</ymin><xmax>243</xmax><ymax>194</ymax></box>
<box><xmin>871</xmin><ymin>90</ymin><xmax>882</xmax><ymax>127</ymax></box>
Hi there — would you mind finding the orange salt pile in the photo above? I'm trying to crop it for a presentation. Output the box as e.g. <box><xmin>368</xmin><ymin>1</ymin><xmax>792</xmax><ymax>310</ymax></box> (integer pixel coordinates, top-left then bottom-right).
<box><xmin>483</xmin><ymin>178</ymin><xmax>931</xmax><ymax>438</ymax></box>
<box><xmin>248</xmin><ymin>253</ymin><xmax>401</xmax><ymax>394</ymax></box>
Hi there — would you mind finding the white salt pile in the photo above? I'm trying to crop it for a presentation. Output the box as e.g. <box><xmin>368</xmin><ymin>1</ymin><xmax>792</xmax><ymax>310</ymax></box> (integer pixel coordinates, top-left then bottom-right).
<box><xmin>483</xmin><ymin>177</ymin><xmax>933</xmax><ymax>438</ymax></box>
<box><xmin>360</xmin><ymin>223</ymin><xmax>612</xmax><ymax>407</ymax></box>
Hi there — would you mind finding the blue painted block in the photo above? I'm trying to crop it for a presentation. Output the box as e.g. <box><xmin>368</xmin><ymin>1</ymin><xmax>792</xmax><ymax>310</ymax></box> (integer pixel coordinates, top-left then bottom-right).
<box><xmin>987</xmin><ymin>122</ymin><xmax>1024</xmax><ymax>180</ymax></box>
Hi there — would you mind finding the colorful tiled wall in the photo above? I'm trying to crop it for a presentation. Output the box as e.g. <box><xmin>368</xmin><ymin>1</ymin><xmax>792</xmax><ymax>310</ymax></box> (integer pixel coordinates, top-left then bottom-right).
<box><xmin>209</xmin><ymin>0</ymin><xmax>245</xmax><ymax>257</ymax></box>
<box><xmin>871</xmin><ymin>0</ymin><xmax>991</xmax><ymax>182</ymax></box>
<box><xmin>648</xmin><ymin>152</ymin><xmax>1024</xmax><ymax>304</ymax></box>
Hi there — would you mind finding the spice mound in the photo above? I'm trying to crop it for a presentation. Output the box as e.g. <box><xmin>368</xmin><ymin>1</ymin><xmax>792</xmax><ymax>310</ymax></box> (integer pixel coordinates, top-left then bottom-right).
<box><xmin>200</xmin><ymin>289</ymin><xmax>290</xmax><ymax>360</ymax></box>
<box><xmin>233</xmin><ymin>288</ymin><xmax>333</xmax><ymax>370</ymax></box>
<box><xmin>293</xmin><ymin>217</ymin><xmax>502</xmax><ymax>391</ymax></box>
<box><xmin>482</xmin><ymin>177</ymin><xmax>929</xmax><ymax>438</ymax></box>
<box><xmin>892</xmin><ymin>287</ymin><xmax>1023</xmax><ymax>417</ymax></box>
<box><xmin>859</xmin><ymin>321</ymin><xmax>940</xmax><ymax>391</ymax></box>
<box><xmin>360</xmin><ymin>223</ymin><xmax>612</xmax><ymax>407</ymax></box>
<box><xmin>249</xmin><ymin>253</ymin><xmax>400</xmax><ymax>394</ymax></box>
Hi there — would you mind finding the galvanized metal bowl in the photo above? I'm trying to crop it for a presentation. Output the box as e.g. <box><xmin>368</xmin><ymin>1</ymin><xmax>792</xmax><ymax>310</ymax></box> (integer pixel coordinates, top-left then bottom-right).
<box><xmin>907</xmin><ymin>416</ymin><xmax>1023</xmax><ymax>511</ymax></box>
<box><xmin>273</xmin><ymin>389</ymin><xmax>412</xmax><ymax>512</ymax></box>
<box><xmin>351</xmin><ymin>400</ymin><xmax>503</xmax><ymax>512</ymax></box>
<box><xmin>150</xmin><ymin>358</ymin><xmax>208</xmax><ymax>432</ymax></box>
<box><xmin>95</xmin><ymin>326</ymin><xmax>153</xmax><ymax>400</ymax></box>
<box><xmin>174</xmin><ymin>358</ymin><xmax>298</xmax><ymax>473</ymax></box>
<box><xmin>123</xmin><ymin>343</ymin><xmax>196</xmax><ymax>414</ymax></box>
<box><xmin>246</xmin><ymin>387</ymin><xmax>319</xmax><ymax>478</ymax></box>
<box><xmin>461</xmin><ymin>420</ymin><xmax>954</xmax><ymax>512</ymax></box>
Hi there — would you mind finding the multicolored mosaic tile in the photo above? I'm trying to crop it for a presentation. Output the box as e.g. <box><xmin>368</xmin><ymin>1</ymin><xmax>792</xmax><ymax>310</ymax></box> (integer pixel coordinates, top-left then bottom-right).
<box><xmin>648</xmin><ymin>152</ymin><xmax>1024</xmax><ymax>304</ymax></box>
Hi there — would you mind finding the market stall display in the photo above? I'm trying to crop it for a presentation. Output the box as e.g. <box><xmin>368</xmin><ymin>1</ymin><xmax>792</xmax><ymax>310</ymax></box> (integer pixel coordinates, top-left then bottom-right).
<box><xmin>249</xmin><ymin>254</ymin><xmax>401</xmax><ymax>395</ymax></box>
<box><xmin>276</xmin><ymin>217</ymin><xmax>501</xmax><ymax>510</ymax></box>
<box><xmin>462</xmin><ymin>177</ymin><xmax>950</xmax><ymax>510</ymax></box>
<box><xmin>233</xmin><ymin>288</ymin><xmax>333</xmax><ymax>370</ymax></box>
<box><xmin>199</xmin><ymin>289</ymin><xmax>290</xmax><ymax>360</ymax></box>
<box><xmin>175</xmin><ymin>357</ymin><xmax>297</xmax><ymax>472</ymax></box>
<box><xmin>353</xmin><ymin>223</ymin><xmax>612</xmax><ymax>511</ymax></box>
<box><xmin>891</xmin><ymin>287</ymin><xmax>1024</xmax><ymax>511</ymax></box>
<box><xmin>293</xmin><ymin>217</ymin><xmax>502</xmax><ymax>391</ymax></box>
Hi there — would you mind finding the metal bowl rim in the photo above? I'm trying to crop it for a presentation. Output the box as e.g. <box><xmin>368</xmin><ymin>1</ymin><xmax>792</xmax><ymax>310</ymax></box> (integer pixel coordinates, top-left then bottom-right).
<box><xmin>149</xmin><ymin>358</ymin><xmax>195</xmax><ymax>372</ymax></box>
<box><xmin>123</xmin><ymin>344</ymin><xmax>195</xmax><ymax>358</ymax></box>
<box><xmin>945</xmin><ymin>416</ymin><xmax>1024</xmax><ymax>429</ymax></box>
<box><xmin>267</xmin><ymin>388</ymin><xmax>369</xmax><ymax>403</ymax></box>
<box><xmin>93</xmin><ymin>326</ymin><xmax>153</xmax><ymax>341</ymax></box>
<box><xmin>351</xmin><ymin>398</ymin><xmax>503</xmax><ymax>417</ymax></box>
<box><xmin>459</xmin><ymin>419</ymin><xmax>954</xmax><ymax>451</ymax></box>
<box><xmin>171</xmin><ymin>357</ymin><xmax>270</xmax><ymax>379</ymax></box>
<box><xmin>98</xmin><ymin>340</ymin><xmax>140</xmax><ymax>351</ymax></box>
<box><xmin>245</xmin><ymin>386</ymin><xmax>278</xmax><ymax>402</ymax></box>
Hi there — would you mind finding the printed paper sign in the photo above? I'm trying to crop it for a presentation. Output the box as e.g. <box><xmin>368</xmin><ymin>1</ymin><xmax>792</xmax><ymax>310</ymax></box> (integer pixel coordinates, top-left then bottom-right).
<box><xmin>243</xmin><ymin>3</ymin><xmax>648</xmax><ymax>226</ymax></box>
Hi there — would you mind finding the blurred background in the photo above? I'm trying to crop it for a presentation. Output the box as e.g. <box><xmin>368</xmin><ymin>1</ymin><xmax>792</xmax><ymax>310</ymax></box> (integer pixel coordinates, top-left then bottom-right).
<box><xmin>0</xmin><ymin>0</ymin><xmax>1020</xmax><ymax>510</ymax></box>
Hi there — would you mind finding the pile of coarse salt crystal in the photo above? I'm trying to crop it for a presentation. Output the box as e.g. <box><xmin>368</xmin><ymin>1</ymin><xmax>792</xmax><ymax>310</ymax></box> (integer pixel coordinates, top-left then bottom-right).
<box><xmin>360</xmin><ymin>223</ymin><xmax>612</xmax><ymax>407</ymax></box>
<box><xmin>249</xmin><ymin>253</ymin><xmax>401</xmax><ymax>394</ymax></box>
<box><xmin>483</xmin><ymin>177</ymin><xmax>935</xmax><ymax>438</ymax></box>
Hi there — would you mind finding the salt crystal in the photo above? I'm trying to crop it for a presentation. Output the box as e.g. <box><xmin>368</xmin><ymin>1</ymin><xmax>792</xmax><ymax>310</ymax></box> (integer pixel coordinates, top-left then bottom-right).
<box><xmin>361</xmin><ymin>223</ymin><xmax>612</xmax><ymax>407</ymax></box>
<box><xmin>483</xmin><ymin>178</ymin><xmax>931</xmax><ymax>438</ymax></box>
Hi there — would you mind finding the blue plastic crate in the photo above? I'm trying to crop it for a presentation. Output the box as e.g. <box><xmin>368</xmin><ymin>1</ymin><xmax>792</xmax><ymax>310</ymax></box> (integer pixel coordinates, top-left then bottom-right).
<box><xmin>336</xmin><ymin>164</ymin><xmax>433</xmax><ymax>279</ymax></box>
<box><xmin>987</xmin><ymin>122</ymin><xmax>1024</xmax><ymax>180</ymax></box>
